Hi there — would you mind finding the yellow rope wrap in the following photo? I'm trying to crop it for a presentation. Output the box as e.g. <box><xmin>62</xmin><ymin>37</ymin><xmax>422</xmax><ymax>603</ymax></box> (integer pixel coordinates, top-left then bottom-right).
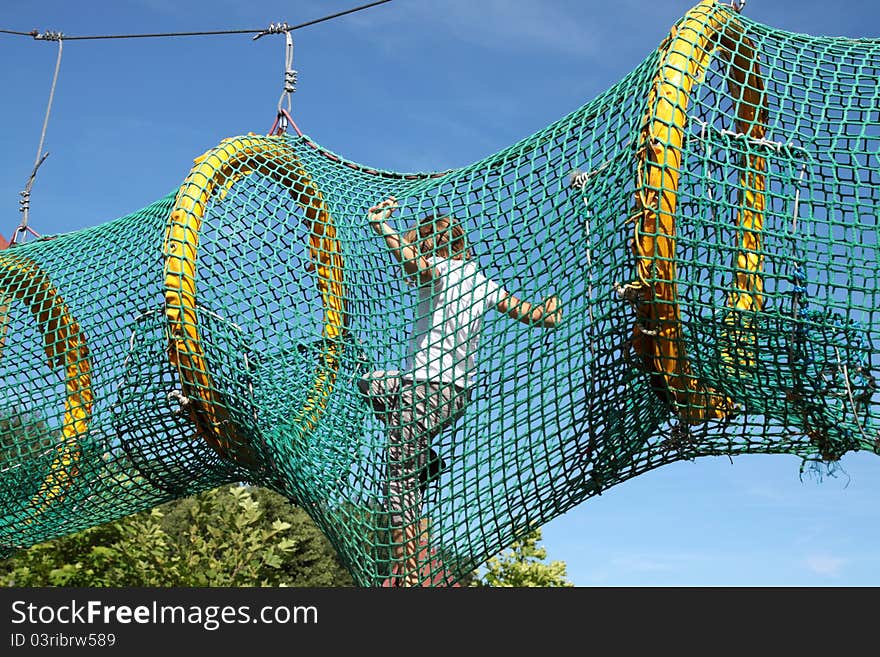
<box><xmin>0</xmin><ymin>256</ymin><xmax>92</xmax><ymax>520</ymax></box>
<box><xmin>163</xmin><ymin>134</ymin><xmax>346</xmax><ymax>467</ymax></box>
<box><xmin>633</xmin><ymin>0</ymin><xmax>767</xmax><ymax>423</ymax></box>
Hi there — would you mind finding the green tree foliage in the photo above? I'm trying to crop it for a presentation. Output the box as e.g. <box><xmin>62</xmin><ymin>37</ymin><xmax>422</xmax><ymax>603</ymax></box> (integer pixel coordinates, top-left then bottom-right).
<box><xmin>1</xmin><ymin>433</ymin><xmax>570</xmax><ymax>589</ymax></box>
<box><xmin>0</xmin><ymin>485</ymin><xmax>353</xmax><ymax>587</ymax></box>
<box><xmin>477</xmin><ymin>527</ymin><xmax>574</xmax><ymax>587</ymax></box>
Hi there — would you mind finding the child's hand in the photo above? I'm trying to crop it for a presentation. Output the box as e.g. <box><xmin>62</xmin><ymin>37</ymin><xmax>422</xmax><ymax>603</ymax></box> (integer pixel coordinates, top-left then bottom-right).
<box><xmin>368</xmin><ymin>196</ymin><xmax>398</xmax><ymax>226</ymax></box>
<box><xmin>542</xmin><ymin>295</ymin><xmax>562</xmax><ymax>327</ymax></box>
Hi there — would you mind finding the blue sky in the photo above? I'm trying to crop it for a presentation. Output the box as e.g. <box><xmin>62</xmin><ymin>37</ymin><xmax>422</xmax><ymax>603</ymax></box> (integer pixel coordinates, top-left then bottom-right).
<box><xmin>1</xmin><ymin>0</ymin><xmax>879</xmax><ymax>586</ymax></box>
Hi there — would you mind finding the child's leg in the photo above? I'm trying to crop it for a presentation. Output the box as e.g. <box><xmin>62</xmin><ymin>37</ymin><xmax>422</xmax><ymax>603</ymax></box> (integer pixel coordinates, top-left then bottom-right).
<box><xmin>357</xmin><ymin>370</ymin><xmax>400</xmax><ymax>424</ymax></box>
<box><xmin>391</xmin><ymin>381</ymin><xmax>467</xmax><ymax>585</ymax></box>
<box><xmin>358</xmin><ymin>371</ymin><xmax>410</xmax><ymax>581</ymax></box>
<box><xmin>386</xmin><ymin>383</ymin><xmax>423</xmax><ymax>583</ymax></box>
<box><xmin>360</xmin><ymin>372</ymin><xmax>466</xmax><ymax>586</ymax></box>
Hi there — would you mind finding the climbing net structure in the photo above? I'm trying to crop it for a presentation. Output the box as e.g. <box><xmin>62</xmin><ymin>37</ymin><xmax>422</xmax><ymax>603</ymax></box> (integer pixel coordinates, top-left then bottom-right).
<box><xmin>0</xmin><ymin>1</ymin><xmax>877</xmax><ymax>586</ymax></box>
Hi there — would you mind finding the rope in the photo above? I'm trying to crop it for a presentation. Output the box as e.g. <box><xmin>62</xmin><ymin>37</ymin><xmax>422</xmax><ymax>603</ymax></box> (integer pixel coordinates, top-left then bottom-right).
<box><xmin>271</xmin><ymin>29</ymin><xmax>297</xmax><ymax>134</ymax></box>
<box><xmin>836</xmin><ymin>347</ymin><xmax>873</xmax><ymax>447</ymax></box>
<box><xmin>12</xmin><ymin>36</ymin><xmax>62</xmax><ymax>246</ymax></box>
<box><xmin>1</xmin><ymin>0</ymin><xmax>393</xmax><ymax>42</ymax></box>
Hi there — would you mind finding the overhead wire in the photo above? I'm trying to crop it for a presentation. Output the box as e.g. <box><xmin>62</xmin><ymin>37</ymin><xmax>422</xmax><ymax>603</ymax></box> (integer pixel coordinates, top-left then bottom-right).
<box><xmin>3</xmin><ymin>0</ymin><xmax>395</xmax><ymax>243</ymax></box>
<box><xmin>11</xmin><ymin>36</ymin><xmax>62</xmax><ymax>244</ymax></box>
<box><xmin>0</xmin><ymin>0</ymin><xmax>392</xmax><ymax>42</ymax></box>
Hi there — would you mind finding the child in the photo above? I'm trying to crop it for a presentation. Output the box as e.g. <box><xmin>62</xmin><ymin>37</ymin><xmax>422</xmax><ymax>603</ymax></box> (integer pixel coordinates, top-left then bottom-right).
<box><xmin>360</xmin><ymin>196</ymin><xmax>562</xmax><ymax>587</ymax></box>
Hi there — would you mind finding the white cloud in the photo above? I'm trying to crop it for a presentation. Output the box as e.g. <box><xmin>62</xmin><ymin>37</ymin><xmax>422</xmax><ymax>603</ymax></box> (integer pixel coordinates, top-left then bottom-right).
<box><xmin>803</xmin><ymin>554</ymin><xmax>845</xmax><ymax>577</ymax></box>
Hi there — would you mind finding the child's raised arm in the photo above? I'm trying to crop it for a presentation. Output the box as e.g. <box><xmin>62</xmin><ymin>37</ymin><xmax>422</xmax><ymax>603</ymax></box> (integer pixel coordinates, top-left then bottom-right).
<box><xmin>368</xmin><ymin>196</ymin><xmax>436</xmax><ymax>285</ymax></box>
<box><xmin>495</xmin><ymin>293</ymin><xmax>562</xmax><ymax>328</ymax></box>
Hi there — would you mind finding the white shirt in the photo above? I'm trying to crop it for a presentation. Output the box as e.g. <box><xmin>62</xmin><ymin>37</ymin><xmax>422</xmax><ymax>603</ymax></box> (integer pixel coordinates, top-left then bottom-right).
<box><xmin>405</xmin><ymin>257</ymin><xmax>507</xmax><ymax>389</ymax></box>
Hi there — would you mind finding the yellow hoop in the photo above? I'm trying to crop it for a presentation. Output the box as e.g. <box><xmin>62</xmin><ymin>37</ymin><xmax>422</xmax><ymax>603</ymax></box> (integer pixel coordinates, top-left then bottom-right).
<box><xmin>162</xmin><ymin>134</ymin><xmax>346</xmax><ymax>466</ymax></box>
<box><xmin>632</xmin><ymin>0</ymin><xmax>767</xmax><ymax>423</ymax></box>
<box><xmin>0</xmin><ymin>255</ymin><xmax>92</xmax><ymax>520</ymax></box>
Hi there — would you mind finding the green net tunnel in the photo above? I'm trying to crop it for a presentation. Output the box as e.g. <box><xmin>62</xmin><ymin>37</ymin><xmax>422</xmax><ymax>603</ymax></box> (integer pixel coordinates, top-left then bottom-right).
<box><xmin>0</xmin><ymin>0</ymin><xmax>877</xmax><ymax>586</ymax></box>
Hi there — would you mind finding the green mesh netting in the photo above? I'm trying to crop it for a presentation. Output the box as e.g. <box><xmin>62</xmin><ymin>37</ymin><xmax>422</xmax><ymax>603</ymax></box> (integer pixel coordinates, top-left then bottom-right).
<box><xmin>0</xmin><ymin>0</ymin><xmax>877</xmax><ymax>586</ymax></box>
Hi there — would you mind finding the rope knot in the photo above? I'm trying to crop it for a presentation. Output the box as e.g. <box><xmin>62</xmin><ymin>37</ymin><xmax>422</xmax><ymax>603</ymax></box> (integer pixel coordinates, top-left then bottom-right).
<box><xmin>284</xmin><ymin>68</ymin><xmax>298</xmax><ymax>94</ymax></box>
<box><xmin>267</xmin><ymin>21</ymin><xmax>291</xmax><ymax>34</ymax></box>
<box><xmin>615</xmin><ymin>280</ymin><xmax>650</xmax><ymax>303</ymax></box>
<box><xmin>168</xmin><ymin>389</ymin><xmax>191</xmax><ymax>415</ymax></box>
<box><xmin>34</xmin><ymin>30</ymin><xmax>63</xmax><ymax>41</ymax></box>
<box><xmin>253</xmin><ymin>22</ymin><xmax>291</xmax><ymax>40</ymax></box>
<box><xmin>18</xmin><ymin>190</ymin><xmax>30</xmax><ymax>214</ymax></box>
<box><xmin>568</xmin><ymin>169</ymin><xmax>590</xmax><ymax>191</ymax></box>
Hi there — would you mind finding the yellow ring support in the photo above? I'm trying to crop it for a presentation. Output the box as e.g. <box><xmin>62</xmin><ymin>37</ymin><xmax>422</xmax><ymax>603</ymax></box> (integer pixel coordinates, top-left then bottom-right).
<box><xmin>632</xmin><ymin>0</ymin><xmax>767</xmax><ymax>424</ymax></box>
<box><xmin>0</xmin><ymin>255</ymin><xmax>93</xmax><ymax>521</ymax></box>
<box><xmin>163</xmin><ymin>134</ymin><xmax>346</xmax><ymax>467</ymax></box>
